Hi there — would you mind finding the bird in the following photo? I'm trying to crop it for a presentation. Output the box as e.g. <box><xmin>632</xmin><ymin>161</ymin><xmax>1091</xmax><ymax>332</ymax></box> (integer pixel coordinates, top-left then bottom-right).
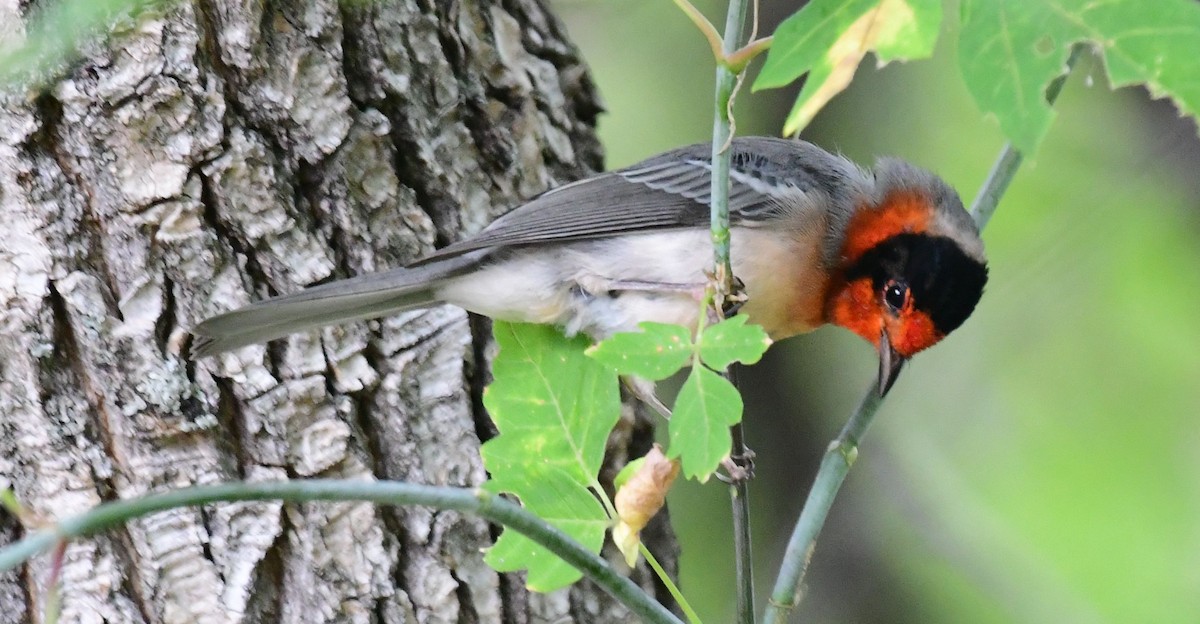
<box><xmin>190</xmin><ymin>137</ymin><xmax>988</xmax><ymax>396</ymax></box>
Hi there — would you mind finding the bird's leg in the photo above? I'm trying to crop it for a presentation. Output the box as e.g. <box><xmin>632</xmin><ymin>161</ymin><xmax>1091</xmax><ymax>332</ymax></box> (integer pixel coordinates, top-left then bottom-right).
<box><xmin>588</xmin><ymin>278</ymin><xmax>707</xmax><ymax>296</ymax></box>
<box><xmin>622</xmin><ymin>376</ymin><xmax>672</xmax><ymax>420</ymax></box>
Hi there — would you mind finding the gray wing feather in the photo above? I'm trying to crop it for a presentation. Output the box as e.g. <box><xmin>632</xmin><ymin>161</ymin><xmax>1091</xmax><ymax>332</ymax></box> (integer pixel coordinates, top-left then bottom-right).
<box><xmin>409</xmin><ymin>137</ymin><xmax>861</xmax><ymax>266</ymax></box>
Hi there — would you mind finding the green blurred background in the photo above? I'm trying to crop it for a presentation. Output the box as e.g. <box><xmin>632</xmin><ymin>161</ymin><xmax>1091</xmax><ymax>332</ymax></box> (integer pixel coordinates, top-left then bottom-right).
<box><xmin>555</xmin><ymin>1</ymin><xmax>1200</xmax><ymax>622</ymax></box>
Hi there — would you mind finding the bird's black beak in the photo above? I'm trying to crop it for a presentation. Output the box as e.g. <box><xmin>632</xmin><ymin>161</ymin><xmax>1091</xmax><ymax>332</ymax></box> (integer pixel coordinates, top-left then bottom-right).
<box><xmin>878</xmin><ymin>331</ymin><xmax>906</xmax><ymax>396</ymax></box>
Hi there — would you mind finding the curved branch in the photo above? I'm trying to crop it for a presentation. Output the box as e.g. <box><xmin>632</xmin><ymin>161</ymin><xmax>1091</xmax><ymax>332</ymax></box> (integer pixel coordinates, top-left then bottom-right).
<box><xmin>0</xmin><ymin>480</ymin><xmax>683</xmax><ymax>624</ymax></box>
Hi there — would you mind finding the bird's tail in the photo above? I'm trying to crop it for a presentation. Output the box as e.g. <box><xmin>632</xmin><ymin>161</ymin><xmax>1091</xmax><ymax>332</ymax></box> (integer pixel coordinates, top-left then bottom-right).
<box><xmin>189</xmin><ymin>253</ymin><xmax>483</xmax><ymax>358</ymax></box>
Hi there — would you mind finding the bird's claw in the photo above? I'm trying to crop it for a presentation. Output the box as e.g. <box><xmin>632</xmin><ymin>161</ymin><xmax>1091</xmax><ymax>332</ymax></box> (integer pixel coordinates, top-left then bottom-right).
<box><xmin>722</xmin><ymin>276</ymin><xmax>748</xmax><ymax>318</ymax></box>
<box><xmin>705</xmin><ymin>275</ymin><xmax>748</xmax><ymax>324</ymax></box>
<box><xmin>716</xmin><ymin>447</ymin><xmax>756</xmax><ymax>484</ymax></box>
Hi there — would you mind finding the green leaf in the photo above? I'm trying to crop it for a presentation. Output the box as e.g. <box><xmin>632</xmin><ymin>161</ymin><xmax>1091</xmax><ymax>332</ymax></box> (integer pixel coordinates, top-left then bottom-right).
<box><xmin>668</xmin><ymin>366</ymin><xmax>744</xmax><ymax>481</ymax></box>
<box><xmin>697</xmin><ymin>316</ymin><xmax>772</xmax><ymax>371</ymax></box>
<box><xmin>484</xmin><ymin>462</ymin><xmax>609</xmax><ymax>591</ymax></box>
<box><xmin>959</xmin><ymin>0</ymin><xmax>1200</xmax><ymax>154</ymax></box>
<box><xmin>754</xmin><ymin>0</ymin><xmax>942</xmax><ymax>135</ymax></box>
<box><xmin>481</xmin><ymin>322</ymin><xmax>621</xmax><ymax>590</ymax></box>
<box><xmin>586</xmin><ymin>322</ymin><xmax>693</xmax><ymax>380</ymax></box>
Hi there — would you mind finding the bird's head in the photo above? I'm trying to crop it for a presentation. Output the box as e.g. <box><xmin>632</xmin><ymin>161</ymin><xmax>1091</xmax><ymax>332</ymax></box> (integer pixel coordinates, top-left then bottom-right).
<box><xmin>825</xmin><ymin>160</ymin><xmax>988</xmax><ymax>396</ymax></box>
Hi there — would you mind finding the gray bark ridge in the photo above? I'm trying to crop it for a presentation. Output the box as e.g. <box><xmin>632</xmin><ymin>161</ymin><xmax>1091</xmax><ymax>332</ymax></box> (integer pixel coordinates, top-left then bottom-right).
<box><xmin>0</xmin><ymin>1</ymin><xmax>674</xmax><ymax>623</ymax></box>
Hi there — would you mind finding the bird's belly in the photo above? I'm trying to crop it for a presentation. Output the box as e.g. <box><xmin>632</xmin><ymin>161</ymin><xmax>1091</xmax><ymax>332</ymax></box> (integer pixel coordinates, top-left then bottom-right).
<box><xmin>433</xmin><ymin>227</ymin><xmax>827</xmax><ymax>340</ymax></box>
<box><xmin>434</xmin><ymin>233</ymin><xmax>709</xmax><ymax>337</ymax></box>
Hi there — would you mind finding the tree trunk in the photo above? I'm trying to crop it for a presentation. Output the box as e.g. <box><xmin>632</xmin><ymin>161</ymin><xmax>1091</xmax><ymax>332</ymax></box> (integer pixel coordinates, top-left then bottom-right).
<box><xmin>0</xmin><ymin>1</ymin><xmax>677</xmax><ymax>622</ymax></box>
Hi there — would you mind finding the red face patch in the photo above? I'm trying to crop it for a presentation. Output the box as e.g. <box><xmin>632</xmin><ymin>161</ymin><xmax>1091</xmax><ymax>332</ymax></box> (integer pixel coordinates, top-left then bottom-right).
<box><xmin>825</xmin><ymin>189</ymin><xmax>955</xmax><ymax>356</ymax></box>
<box><xmin>827</xmin><ymin>278</ymin><xmax>883</xmax><ymax>347</ymax></box>
<box><xmin>826</xmin><ymin>278</ymin><xmax>945</xmax><ymax>357</ymax></box>
<box><xmin>885</xmin><ymin>306</ymin><xmax>943</xmax><ymax>357</ymax></box>
<box><xmin>840</xmin><ymin>190</ymin><xmax>933</xmax><ymax>264</ymax></box>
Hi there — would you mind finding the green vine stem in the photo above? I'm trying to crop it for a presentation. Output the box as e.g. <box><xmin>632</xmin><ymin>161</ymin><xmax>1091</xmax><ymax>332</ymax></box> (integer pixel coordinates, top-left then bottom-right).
<box><xmin>709</xmin><ymin>3</ymin><xmax>744</xmax><ymax>295</ymax></box>
<box><xmin>0</xmin><ymin>480</ymin><xmax>684</xmax><ymax>624</ymax></box>
<box><xmin>709</xmin><ymin>2</ymin><xmax>756</xmax><ymax>624</ymax></box>
<box><xmin>761</xmin><ymin>44</ymin><xmax>1086</xmax><ymax>624</ymax></box>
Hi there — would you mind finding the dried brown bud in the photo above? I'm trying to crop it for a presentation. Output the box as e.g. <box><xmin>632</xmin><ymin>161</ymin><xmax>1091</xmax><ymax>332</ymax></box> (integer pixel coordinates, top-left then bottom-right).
<box><xmin>613</xmin><ymin>445</ymin><xmax>680</xmax><ymax>566</ymax></box>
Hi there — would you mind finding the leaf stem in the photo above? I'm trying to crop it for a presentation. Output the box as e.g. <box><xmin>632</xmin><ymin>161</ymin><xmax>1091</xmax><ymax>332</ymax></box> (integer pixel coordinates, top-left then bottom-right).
<box><xmin>760</xmin><ymin>43</ymin><xmax>1084</xmax><ymax>624</ymax></box>
<box><xmin>672</xmin><ymin>0</ymin><xmax>725</xmax><ymax>64</ymax></box>
<box><xmin>642</xmin><ymin>543</ymin><xmax>702</xmax><ymax>624</ymax></box>
<box><xmin>0</xmin><ymin>480</ymin><xmax>683</xmax><ymax>624</ymax></box>
<box><xmin>591</xmin><ymin>478</ymin><xmax>620</xmax><ymax>521</ymax></box>
<box><xmin>726</xmin><ymin>36</ymin><xmax>773</xmax><ymax>73</ymax></box>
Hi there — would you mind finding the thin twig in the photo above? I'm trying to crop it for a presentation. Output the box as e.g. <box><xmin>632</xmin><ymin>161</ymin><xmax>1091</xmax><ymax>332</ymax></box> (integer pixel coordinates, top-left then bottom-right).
<box><xmin>709</xmin><ymin>1</ymin><xmax>756</xmax><ymax>623</ymax></box>
<box><xmin>0</xmin><ymin>480</ymin><xmax>683</xmax><ymax>624</ymax></box>
<box><xmin>761</xmin><ymin>43</ymin><xmax>1086</xmax><ymax>624</ymax></box>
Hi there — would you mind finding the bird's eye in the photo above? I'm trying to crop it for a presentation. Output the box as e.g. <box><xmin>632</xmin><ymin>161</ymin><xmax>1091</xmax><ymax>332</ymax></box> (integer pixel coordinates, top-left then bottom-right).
<box><xmin>883</xmin><ymin>281</ymin><xmax>908</xmax><ymax>312</ymax></box>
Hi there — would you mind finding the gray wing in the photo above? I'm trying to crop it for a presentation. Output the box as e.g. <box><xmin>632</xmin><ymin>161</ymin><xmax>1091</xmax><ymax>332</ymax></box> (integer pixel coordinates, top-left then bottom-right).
<box><xmin>410</xmin><ymin>137</ymin><xmax>861</xmax><ymax>266</ymax></box>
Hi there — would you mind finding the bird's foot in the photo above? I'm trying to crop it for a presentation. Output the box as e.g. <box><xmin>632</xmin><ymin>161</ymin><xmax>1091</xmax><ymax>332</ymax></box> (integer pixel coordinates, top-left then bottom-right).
<box><xmin>704</xmin><ymin>275</ymin><xmax>748</xmax><ymax>325</ymax></box>
<box><xmin>717</xmin><ymin>446</ymin><xmax>756</xmax><ymax>484</ymax></box>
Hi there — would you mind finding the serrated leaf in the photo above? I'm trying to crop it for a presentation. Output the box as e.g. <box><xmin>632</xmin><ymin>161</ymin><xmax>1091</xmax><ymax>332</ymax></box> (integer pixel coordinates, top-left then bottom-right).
<box><xmin>586</xmin><ymin>322</ymin><xmax>693</xmax><ymax>380</ymax></box>
<box><xmin>697</xmin><ymin>316</ymin><xmax>772</xmax><ymax>371</ymax></box>
<box><xmin>754</xmin><ymin>0</ymin><xmax>941</xmax><ymax>134</ymax></box>
<box><xmin>484</xmin><ymin>462</ymin><xmax>609</xmax><ymax>591</ymax></box>
<box><xmin>959</xmin><ymin>0</ymin><xmax>1200</xmax><ymax>154</ymax></box>
<box><xmin>480</xmin><ymin>322</ymin><xmax>621</xmax><ymax>590</ymax></box>
<box><xmin>668</xmin><ymin>366</ymin><xmax>743</xmax><ymax>481</ymax></box>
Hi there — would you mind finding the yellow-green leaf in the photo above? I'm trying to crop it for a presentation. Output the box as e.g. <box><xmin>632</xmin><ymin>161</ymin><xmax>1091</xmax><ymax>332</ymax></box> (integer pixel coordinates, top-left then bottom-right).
<box><xmin>587</xmin><ymin>322</ymin><xmax>693</xmax><ymax>380</ymax></box>
<box><xmin>754</xmin><ymin>0</ymin><xmax>942</xmax><ymax>135</ymax></box>
<box><xmin>697</xmin><ymin>316</ymin><xmax>772</xmax><ymax>371</ymax></box>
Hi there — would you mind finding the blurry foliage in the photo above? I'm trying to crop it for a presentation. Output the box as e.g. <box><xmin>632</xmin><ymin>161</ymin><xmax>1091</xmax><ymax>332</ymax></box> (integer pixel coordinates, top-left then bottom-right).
<box><xmin>559</xmin><ymin>0</ymin><xmax>1200</xmax><ymax>622</ymax></box>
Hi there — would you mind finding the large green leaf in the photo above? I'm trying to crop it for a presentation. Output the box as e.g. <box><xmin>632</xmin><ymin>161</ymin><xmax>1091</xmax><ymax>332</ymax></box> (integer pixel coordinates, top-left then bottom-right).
<box><xmin>959</xmin><ymin>0</ymin><xmax>1200</xmax><ymax>154</ymax></box>
<box><xmin>484</xmin><ymin>462</ymin><xmax>609</xmax><ymax>591</ymax></box>
<box><xmin>480</xmin><ymin>322</ymin><xmax>621</xmax><ymax>590</ymax></box>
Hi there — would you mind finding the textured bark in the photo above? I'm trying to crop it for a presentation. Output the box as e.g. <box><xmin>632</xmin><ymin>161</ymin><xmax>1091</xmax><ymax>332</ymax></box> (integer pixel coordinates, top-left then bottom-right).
<box><xmin>0</xmin><ymin>1</ymin><xmax>677</xmax><ymax>622</ymax></box>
